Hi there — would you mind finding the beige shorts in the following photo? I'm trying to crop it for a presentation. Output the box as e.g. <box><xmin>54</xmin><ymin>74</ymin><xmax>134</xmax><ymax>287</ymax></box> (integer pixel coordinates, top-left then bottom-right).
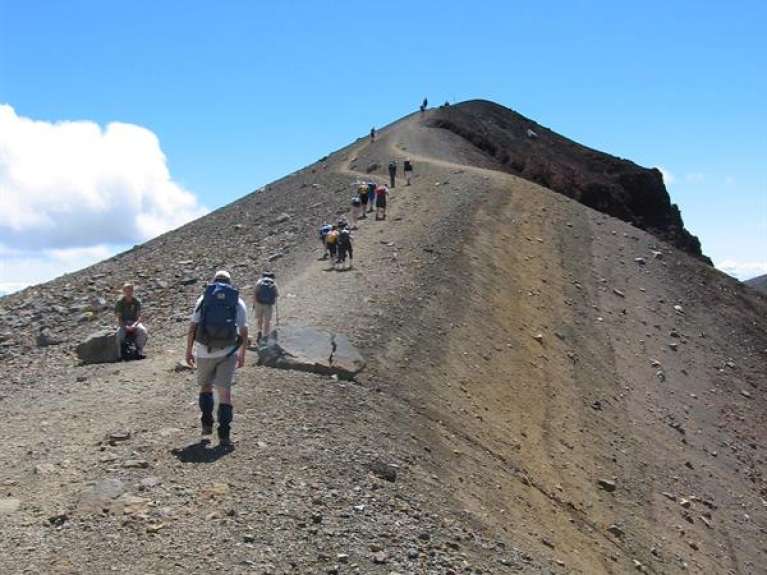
<box><xmin>254</xmin><ymin>302</ymin><xmax>274</xmax><ymax>323</ymax></box>
<box><xmin>197</xmin><ymin>354</ymin><xmax>237</xmax><ymax>389</ymax></box>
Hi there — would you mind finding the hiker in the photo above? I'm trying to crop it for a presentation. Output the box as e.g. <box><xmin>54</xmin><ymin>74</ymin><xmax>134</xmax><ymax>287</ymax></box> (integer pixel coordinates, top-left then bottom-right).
<box><xmin>253</xmin><ymin>271</ymin><xmax>279</xmax><ymax>343</ymax></box>
<box><xmin>370</xmin><ymin>127</ymin><xmax>376</xmax><ymax>141</ymax></box>
<box><xmin>325</xmin><ymin>224</ymin><xmax>339</xmax><ymax>263</ymax></box>
<box><xmin>357</xmin><ymin>183</ymin><xmax>369</xmax><ymax>218</ymax></box>
<box><xmin>351</xmin><ymin>192</ymin><xmax>362</xmax><ymax>227</ymax></box>
<box><xmin>366</xmin><ymin>181</ymin><xmax>377</xmax><ymax>213</ymax></box>
<box><xmin>420</xmin><ymin>97</ymin><xmax>428</xmax><ymax>114</ymax></box>
<box><xmin>185</xmin><ymin>270</ymin><xmax>249</xmax><ymax>447</ymax></box>
<box><xmin>388</xmin><ymin>160</ymin><xmax>397</xmax><ymax>188</ymax></box>
<box><xmin>375</xmin><ymin>184</ymin><xmax>389</xmax><ymax>220</ymax></box>
<box><xmin>319</xmin><ymin>223</ymin><xmax>332</xmax><ymax>259</ymax></box>
<box><xmin>404</xmin><ymin>159</ymin><xmax>413</xmax><ymax>186</ymax></box>
<box><xmin>336</xmin><ymin>227</ymin><xmax>353</xmax><ymax>270</ymax></box>
<box><xmin>115</xmin><ymin>282</ymin><xmax>147</xmax><ymax>360</ymax></box>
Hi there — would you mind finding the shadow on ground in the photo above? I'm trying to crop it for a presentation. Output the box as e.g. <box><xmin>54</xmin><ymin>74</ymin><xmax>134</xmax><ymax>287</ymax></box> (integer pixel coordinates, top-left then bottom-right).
<box><xmin>171</xmin><ymin>440</ymin><xmax>234</xmax><ymax>463</ymax></box>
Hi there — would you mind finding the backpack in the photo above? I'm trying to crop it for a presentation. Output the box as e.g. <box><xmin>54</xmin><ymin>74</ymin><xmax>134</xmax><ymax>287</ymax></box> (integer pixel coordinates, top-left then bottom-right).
<box><xmin>195</xmin><ymin>282</ymin><xmax>240</xmax><ymax>350</ymax></box>
<box><xmin>338</xmin><ymin>229</ymin><xmax>351</xmax><ymax>248</ymax></box>
<box><xmin>388</xmin><ymin>161</ymin><xmax>397</xmax><ymax>171</ymax></box>
<box><xmin>255</xmin><ymin>278</ymin><xmax>277</xmax><ymax>305</ymax></box>
<box><xmin>120</xmin><ymin>331</ymin><xmax>140</xmax><ymax>361</ymax></box>
<box><xmin>320</xmin><ymin>224</ymin><xmax>332</xmax><ymax>240</ymax></box>
<box><xmin>326</xmin><ymin>230</ymin><xmax>338</xmax><ymax>245</ymax></box>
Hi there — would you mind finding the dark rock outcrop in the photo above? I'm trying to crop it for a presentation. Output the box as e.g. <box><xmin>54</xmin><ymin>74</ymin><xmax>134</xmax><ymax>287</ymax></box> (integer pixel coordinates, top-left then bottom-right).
<box><xmin>76</xmin><ymin>329</ymin><xmax>120</xmax><ymax>364</ymax></box>
<box><xmin>428</xmin><ymin>100</ymin><xmax>709</xmax><ymax>261</ymax></box>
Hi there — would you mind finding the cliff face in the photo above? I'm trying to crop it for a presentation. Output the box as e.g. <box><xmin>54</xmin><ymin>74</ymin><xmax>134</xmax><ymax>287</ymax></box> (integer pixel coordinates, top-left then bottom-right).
<box><xmin>428</xmin><ymin>100</ymin><xmax>709</xmax><ymax>261</ymax></box>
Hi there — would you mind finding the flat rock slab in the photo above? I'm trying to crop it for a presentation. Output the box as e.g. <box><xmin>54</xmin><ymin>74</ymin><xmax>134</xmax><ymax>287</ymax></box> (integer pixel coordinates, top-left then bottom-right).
<box><xmin>255</xmin><ymin>325</ymin><xmax>365</xmax><ymax>380</ymax></box>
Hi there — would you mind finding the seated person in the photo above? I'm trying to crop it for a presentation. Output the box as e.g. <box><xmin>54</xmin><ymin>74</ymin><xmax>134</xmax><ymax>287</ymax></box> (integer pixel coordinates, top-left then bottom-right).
<box><xmin>115</xmin><ymin>282</ymin><xmax>148</xmax><ymax>359</ymax></box>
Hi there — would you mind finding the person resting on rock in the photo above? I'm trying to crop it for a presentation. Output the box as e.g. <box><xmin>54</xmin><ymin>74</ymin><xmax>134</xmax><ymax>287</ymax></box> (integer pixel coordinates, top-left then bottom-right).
<box><xmin>115</xmin><ymin>282</ymin><xmax>148</xmax><ymax>359</ymax></box>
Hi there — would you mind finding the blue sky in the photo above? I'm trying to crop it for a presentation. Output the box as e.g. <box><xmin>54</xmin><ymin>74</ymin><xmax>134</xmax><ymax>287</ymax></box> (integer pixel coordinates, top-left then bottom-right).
<box><xmin>1</xmin><ymin>0</ymin><xmax>765</xmax><ymax>291</ymax></box>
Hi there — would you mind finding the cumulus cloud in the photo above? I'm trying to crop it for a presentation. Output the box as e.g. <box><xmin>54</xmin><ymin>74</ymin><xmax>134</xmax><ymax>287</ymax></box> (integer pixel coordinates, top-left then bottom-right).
<box><xmin>0</xmin><ymin>104</ymin><xmax>208</xmax><ymax>294</ymax></box>
<box><xmin>717</xmin><ymin>260</ymin><xmax>767</xmax><ymax>281</ymax></box>
<box><xmin>0</xmin><ymin>104</ymin><xmax>207</xmax><ymax>250</ymax></box>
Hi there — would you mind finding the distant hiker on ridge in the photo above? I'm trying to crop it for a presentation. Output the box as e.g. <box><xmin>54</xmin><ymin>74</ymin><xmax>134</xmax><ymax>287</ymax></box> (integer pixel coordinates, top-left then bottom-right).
<box><xmin>370</xmin><ymin>127</ymin><xmax>376</xmax><ymax>141</ymax></box>
<box><xmin>319</xmin><ymin>223</ymin><xmax>333</xmax><ymax>259</ymax></box>
<box><xmin>404</xmin><ymin>159</ymin><xmax>413</xmax><ymax>186</ymax></box>
<box><xmin>185</xmin><ymin>270</ymin><xmax>249</xmax><ymax>447</ymax></box>
<box><xmin>366</xmin><ymin>181</ymin><xmax>377</xmax><ymax>213</ymax></box>
<box><xmin>375</xmin><ymin>184</ymin><xmax>389</xmax><ymax>220</ymax></box>
<box><xmin>115</xmin><ymin>282</ymin><xmax>147</xmax><ymax>360</ymax></box>
<box><xmin>388</xmin><ymin>160</ymin><xmax>397</xmax><ymax>188</ymax></box>
<box><xmin>253</xmin><ymin>271</ymin><xmax>279</xmax><ymax>343</ymax></box>
<box><xmin>420</xmin><ymin>97</ymin><xmax>428</xmax><ymax>114</ymax></box>
<box><xmin>336</xmin><ymin>226</ymin><xmax>353</xmax><ymax>270</ymax></box>
<box><xmin>357</xmin><ymin>182</ymin><xmax>369</xmax><ymax>218</ymax></box>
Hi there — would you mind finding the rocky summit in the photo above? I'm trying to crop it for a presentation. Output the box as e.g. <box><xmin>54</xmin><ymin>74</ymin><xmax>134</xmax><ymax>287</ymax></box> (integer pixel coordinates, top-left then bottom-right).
<box><xmin>0</xmin><ymin>101</ymin><xmax>765</xmax><ymax>575</ymax></box>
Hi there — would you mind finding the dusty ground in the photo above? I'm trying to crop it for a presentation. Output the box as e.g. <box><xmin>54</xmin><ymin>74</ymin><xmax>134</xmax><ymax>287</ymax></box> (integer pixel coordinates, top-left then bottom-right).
<box><xmin>0</xmin><ymin>107</ymin><xmax>765</xmax><ymax>575</ymax></box>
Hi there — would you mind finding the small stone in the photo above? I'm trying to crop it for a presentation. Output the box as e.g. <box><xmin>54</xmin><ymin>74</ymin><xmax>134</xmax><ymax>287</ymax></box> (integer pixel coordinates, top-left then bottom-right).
<box><xmin>598</xmin><ymin>478</ymin><xmax>617</xmax><ymax>492</ymax></box>
<box><xmin>122</xmin><ymin>459</ymin><xmax>149</xmax><ymax>469</ymax></box>
<box><xmin>371</xmin><ymin>551</ymin><xmax>388</xmax><ymax>564</ymax></box>
<box><xmin>108</xmin><ymin>430</ymin><xmax>131</xmax><ymax>443</ymax></box>
<box><xmin>146</xmin><ymin>523</ymin><xmax>165</xmax><ymax>534</ymax></box>
<box><xmin>679</xmin><ymin>498</ymin><xmax>691</xmax><ymax>508</ymax></box>
<box><xmin>48</xmin><ymin>512</ymin><xmax>69</xmax><ymax>526</ymax></box>
<box><xmin>634</xmin><ymin>257</ymin><xmax>646</xmax><ymax>265</ymax></box>
<box><xmin>533</xmin><ymin>333</ymin><xmax>544</xmax><ymax>343</ymax></box>
<box><xmin>337</xmin><ymin>554</ymin><xmax>349</xmax><ymax>564</ymax></box>
<box><xmin>612</xmin><ymin>288</ymin><xmax>626</xmax><ymax>298</ymax></box>
<box><xmin>607</xmin><ymin>524</ymin><xmax>625</xmax><ymax>538</ymax></box>
<box><xmin>368</xmin><ymin>461</ymin><xmax>398</xmax><ymax>482</ymax></box>
<box><xmin>243</xmin><ymin>534</ymin><xmax>256</xmax><ymax>543</ymax></box>
<box><xmin>139</xmin><ymin>477</ymin><xmax>161</xmax><ymax>490</ymax></box>
<box><xmin>740</xmin><ymin>390</ymin><xmax>752</xmax><ymax>399</ymax></box>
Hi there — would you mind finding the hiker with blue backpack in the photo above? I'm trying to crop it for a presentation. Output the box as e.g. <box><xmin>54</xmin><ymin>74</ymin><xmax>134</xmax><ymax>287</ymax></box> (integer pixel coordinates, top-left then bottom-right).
<box><xmin>253</xmin><ymin>271</ymin><xmax>279</xmax><ymax>344</ymax></box>
<box><xmin>185</xmin><ymin>270</ymin><xmax>249</xmax><ymax>447</ymax></box>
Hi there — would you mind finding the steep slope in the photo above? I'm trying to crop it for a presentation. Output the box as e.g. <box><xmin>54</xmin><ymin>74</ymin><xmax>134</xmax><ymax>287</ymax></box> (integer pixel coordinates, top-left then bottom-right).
<box><xmin>745</xmin><ymin>273</ymin><xmax>767</xmax><ymax>295</ymax></box>
<box><xmin>0</xmin><ymin>104</ymin><xmax>765</xmax><ymax>575</ymax></box>
<box><xmin>427</xmin><ymin>100</ymin><xmax>708</xmax><ymax>261</ymax></box>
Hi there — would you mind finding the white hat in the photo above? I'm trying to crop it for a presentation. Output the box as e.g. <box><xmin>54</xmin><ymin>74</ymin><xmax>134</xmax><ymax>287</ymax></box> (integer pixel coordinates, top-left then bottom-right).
<box><xmin>213</xmin><ymin>270</ymin><xmax>231</xmax><ymax>282</ymax></box>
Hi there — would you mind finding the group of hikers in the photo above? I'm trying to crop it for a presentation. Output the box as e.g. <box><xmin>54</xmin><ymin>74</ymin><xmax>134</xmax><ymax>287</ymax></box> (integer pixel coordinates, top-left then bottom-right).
<box><xmin>110</xmin><ymin>114</ymin><xmax>425</xmax><ymax>447</ymax></box>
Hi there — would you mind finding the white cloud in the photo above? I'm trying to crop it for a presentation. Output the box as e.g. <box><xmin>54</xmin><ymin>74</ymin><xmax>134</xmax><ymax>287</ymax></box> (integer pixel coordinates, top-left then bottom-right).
<box><xmin>0</xmin><ymin>104</ymin><xmax>208</xmax><ymax>294</ymax></box>
<box><xmin>0</xmin><ymin>104</ymin><xmax>207</xmax><ymax>250</ymax></box>
<box><xmin>716</xmin><ymin>260</ymin><xmax>767</xmax><ymax>281</ymax></box>
<box><xmin>656</xmin><ymin>165</ymin><xmax>675</xmax><ymax>186</ymax></box>
<box><xmin>684</xmin><ymin>172</ymin><xmax>705</xmax><ymax>183</ymax></box>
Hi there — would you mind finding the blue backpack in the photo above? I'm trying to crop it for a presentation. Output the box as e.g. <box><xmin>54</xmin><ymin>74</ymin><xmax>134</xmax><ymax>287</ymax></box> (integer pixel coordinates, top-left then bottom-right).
<box><xmin>196</xmin><ymin>282</ymin><xmax>240</xmax><ymax>350</ymax></box>
<box><xmin>255</xmin><ymin>278</ymin><xmax>277</xmax><ymax>305</ymax></box>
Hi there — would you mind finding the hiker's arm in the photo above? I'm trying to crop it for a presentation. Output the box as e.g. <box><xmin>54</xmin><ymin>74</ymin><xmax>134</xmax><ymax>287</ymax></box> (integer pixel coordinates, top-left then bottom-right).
<box><xmin>185</xmin><ymin>323</ymin><xmax>197</xmax><ymax>367</ymax></box>
<box><xmin>237</xmin><ymin>326</ymin><xmax>248</xmax><ymax>368</ymax></box>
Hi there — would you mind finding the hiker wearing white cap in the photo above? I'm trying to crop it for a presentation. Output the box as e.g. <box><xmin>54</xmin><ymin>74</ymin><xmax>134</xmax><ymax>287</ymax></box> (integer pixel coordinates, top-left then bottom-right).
<box><xmin>185</xmin><ymin>270</ymin><xmax>249</xmax><ymax>447</ymax></box>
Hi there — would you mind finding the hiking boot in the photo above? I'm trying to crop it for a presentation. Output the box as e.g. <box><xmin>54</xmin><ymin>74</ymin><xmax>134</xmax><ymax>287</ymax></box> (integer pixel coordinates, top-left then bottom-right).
<box><xmin>219</xmin><ymin>436</ymin><xmax>233</xmax><ymax>448</ymax></box>
<box><xmin>201</xmin><ymin>423</ymin><xmax>213</xmax><ymax>436</ymax></box>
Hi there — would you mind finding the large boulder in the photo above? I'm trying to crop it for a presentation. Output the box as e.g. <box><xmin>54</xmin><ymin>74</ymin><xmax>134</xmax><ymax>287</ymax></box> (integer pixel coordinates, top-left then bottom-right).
<box><xmin>76</xmin><ymin>329</ymin><xmax>120</xmax><ymax>364</ymax></box>
<box><xmin>255</xmin><ymin>325</ymin><xmax>365</xmax><ymax>380</ymax></box>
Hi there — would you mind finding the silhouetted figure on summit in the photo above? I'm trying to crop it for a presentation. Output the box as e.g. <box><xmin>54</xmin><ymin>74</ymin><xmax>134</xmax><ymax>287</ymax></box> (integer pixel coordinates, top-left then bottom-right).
<box><xmin>370</xmin><ymin>127</ymin><xmax>376</xmax><ymax>141</ymax></box>
<box><xmin>420</xmin><ymin>97</ymin><xmax>428</xmax><ymax>114</ymax></box>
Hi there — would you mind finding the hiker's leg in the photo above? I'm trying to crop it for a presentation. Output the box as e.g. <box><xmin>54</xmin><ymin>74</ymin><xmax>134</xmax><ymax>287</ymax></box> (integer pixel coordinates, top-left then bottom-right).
<box><xmin>134</xmin><ymin>323</ymin><xmax>148</xmax><ymax>353</ymax></box>
<box><xmin>263</xmin><ymin>305</ymin><xmax>272</xmax><ymax>338</ymax></box>
<box><xmin>214</xmin><ymin>355</ymin><xmax>237</xmax><ymax>444</ymax></box>
<box><xmin>197</xmin><ymin>358</ymin><xmax>215</xmax><ymax>434</ymax></box>
<box><xmin>115</xmin><ymin>326</ymin><xmax>126</xmax><ymax>356</ymax></box>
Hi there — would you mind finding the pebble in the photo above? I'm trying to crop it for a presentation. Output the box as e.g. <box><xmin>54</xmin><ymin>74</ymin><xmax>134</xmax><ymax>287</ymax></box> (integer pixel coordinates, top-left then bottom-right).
<box><xmin>597</xmin><ymin>478</ymin><xmax>617</xmax><ymax>492</ymax></box>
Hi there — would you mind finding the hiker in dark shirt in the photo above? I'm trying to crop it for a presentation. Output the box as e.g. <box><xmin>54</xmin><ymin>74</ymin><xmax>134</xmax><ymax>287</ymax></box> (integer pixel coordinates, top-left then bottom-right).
<box><xmin>404</xmin><ymin>159</ymin><xmax>413</xmax><ymax>186</ymax></box>
<box><xmin>370</xmin><ymin>127</ymin><xmax>376</xmax><ymax>141</ymax></box>
<box><xmin>388</xmin><ymin>160</ymin><xmax>397</xmax><ymax>188</ymax></box>
<box><xmin>115</xmin><ymin>282</ymin><xmax>148</xmax><ymax>358</ymax></box>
